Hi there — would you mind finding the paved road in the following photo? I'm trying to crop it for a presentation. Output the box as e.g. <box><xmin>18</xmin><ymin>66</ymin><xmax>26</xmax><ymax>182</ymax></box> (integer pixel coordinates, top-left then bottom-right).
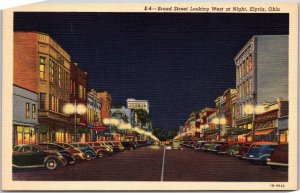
<box><xmin>13</xmin><ymin>145</ymin><xmax>287</xmax><ymax>181</ymax></box>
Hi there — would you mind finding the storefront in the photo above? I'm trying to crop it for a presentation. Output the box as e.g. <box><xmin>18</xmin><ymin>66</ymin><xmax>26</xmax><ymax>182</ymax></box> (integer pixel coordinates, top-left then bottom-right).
<box><xmin>14</xmin><ymin>124</ymin><xmax>36</xmax><ymax>145</ymax></box>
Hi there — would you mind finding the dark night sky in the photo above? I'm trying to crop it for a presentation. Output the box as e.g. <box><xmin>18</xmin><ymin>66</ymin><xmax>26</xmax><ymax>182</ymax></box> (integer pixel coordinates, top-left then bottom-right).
<box><xmin>14</xmin><ymin>12</ymin><xmax>289</xmax><ymax>130</ymax></box>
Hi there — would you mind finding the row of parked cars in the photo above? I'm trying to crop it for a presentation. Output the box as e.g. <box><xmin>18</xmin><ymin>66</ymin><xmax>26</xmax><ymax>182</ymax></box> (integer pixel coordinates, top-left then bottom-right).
<box><xmin>176</xmin><ymin>140</ymin><xmax>288</xmax><ymax>169</ymax></box>
<box><xmin>13</xmin><ymin>140</ymin><xmax>151</xmax><ymax>170</ymax></box>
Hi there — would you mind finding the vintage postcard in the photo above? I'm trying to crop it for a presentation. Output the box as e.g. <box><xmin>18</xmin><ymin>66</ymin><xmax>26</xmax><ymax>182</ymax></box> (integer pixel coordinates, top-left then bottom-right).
<box><xmin>1</xmin><ymin>2</ymin><xmax>298</xmax><ymax>191</ymax></box>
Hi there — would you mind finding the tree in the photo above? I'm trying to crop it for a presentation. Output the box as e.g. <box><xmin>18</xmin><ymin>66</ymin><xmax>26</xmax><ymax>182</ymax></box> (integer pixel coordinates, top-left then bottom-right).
<box><xmin>133</xmin><ymin>109</ymin><xmax>151</xmax><ymax>130</ymax></box>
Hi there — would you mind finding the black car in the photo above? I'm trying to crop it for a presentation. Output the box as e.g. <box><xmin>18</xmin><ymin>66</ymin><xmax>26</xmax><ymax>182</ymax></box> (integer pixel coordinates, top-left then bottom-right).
<box><xmin>121</xmin><ymin>141</ymin><xmax>135</xmax><ymax>150</ymax></box>
<box><xmin>39</xmin><ymin>143</ymin><xmax>76</xmax><ymax>165</ymax></box>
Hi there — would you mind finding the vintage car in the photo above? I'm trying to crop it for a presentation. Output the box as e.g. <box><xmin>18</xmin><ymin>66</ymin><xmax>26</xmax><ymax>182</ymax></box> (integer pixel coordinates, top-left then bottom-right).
<box><xmin>267</xmin><ymin>143</ymin><xmax>288</xmax><ymax>169</ymax></box>
<box><xmin>55</xmin><ymin>142</ymin><xmax>87</xmax><ymax>161</ymax></box>
<box><xmin>70</xmin><ymin>143</ymin><xmax>97</xmax><ymax>160</ymax></box>
<box><xmin>39</xmin><ymin>143</ymin><xmax>76</xmax><ymax>165</ymax></box>
<box><xmin>200</xmin><ymin>142</ymin><xmax>212</xmax><ymax>151</ymax></box>
<box><xmin>171</xmin><ymin>140</ymin><xmax>181</xmax><ymax>150</ymax></box>
<box><xmin>121</xmin><ymin>141</ymin><xmax>135</xmax><ymax>150</ymax></box>
<box><xmin>86</xmin><ymin>142</ymin><xmax>113</xmax><ymax>157</ymax></box>
<box><xmin>13</xmin><ymin>144</ymin><xmax>67</xmax><ymax>170</ymax></box>
<box><xmin>194</xmin><ymin>141</ymin><xmax>206</xmax><ymax>151</ymax></box>
<box><xmin>242</xmin><ymin>141</ymin><xmax>278</xmax><ymax>164</ymax></box>
<box><xmin>206</xmin><ymin>141</ymin><xmax>224</xmax><ymax>152</ymax></box>
<box><xmin>235</xmin><ymin>142</ymin><xmax>252</xmax><ymax>158</ymax></box>
<box><xmin>218</xmin><ymin>142</ymin><xmax>243</xmax><ymax>156</ymax></box>
<box><xmin>98</xmin><ymin>142</ymin><xmax>114</xmax><ymax>153</ymax></box>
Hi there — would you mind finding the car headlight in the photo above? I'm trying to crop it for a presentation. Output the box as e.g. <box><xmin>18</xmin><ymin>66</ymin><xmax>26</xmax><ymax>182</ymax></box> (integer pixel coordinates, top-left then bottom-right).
<box><xmin>266</xmin><ymin>158</ymin><xmax>271</xmax><ymax>162</ymax></box>
<box><xmin>235</xmin><ymin>151</ymin><xmax>239</xmax><ymax>154</ymax></box>
<box><xmin>56</xmin><ymin>152</ymin><xmax>64</xmax><ymax>159</ymax></box>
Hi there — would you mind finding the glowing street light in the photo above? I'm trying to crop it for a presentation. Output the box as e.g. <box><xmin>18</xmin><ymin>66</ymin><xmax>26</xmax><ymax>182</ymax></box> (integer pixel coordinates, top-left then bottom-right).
<box><xmin>63</xmin><ymin>102</ymin><xmax>87</xmax><ymax>142</ymax></box>
<box><xmin>243</xmin><ymin>103</ymin><xmax>264</xmax><ymax>142</ymax></box>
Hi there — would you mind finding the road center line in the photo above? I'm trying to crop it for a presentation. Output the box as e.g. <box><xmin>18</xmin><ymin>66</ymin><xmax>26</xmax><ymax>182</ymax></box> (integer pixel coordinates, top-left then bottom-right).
<box><xmin>160</xmin><ymin>145</ymin><xmax>166</xmax><ymax>182</ymax></box>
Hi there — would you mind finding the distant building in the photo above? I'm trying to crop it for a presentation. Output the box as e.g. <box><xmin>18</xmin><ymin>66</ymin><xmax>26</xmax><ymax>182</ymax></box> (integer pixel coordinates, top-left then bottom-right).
<box><xmin>87</xmin><ymin>89</ymin><xmax>102</xmax><ymax>142</ymax></box>
<box><xmin>127</xmin><ymin>98</ymin><xmax>149</xmax><ymax>113</ymax></box>
<box><xmin>234</xmin><ymin>35</ymin><xmax>288</xmax><ymax>137</ymax></box>
<box><xmin>14</xmin><ymin>31</ymin><xmax>72</xmax><ymax>143</ymax></box>
<box><xmin>97</xmin><ymin>91</ymin><xmax>112</xmax><ymax>121</ymax></box>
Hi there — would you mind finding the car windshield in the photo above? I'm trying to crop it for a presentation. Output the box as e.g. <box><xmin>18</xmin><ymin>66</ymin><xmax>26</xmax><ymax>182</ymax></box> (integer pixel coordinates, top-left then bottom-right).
<box><xmin>78</xmin><ymin>144</ymin><xmax>87</xmax><ymax>148</ymax></box>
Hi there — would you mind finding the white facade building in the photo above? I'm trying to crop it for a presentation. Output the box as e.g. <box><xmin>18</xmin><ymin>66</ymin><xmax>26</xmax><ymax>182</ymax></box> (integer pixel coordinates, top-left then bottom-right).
<box><xmin>126</xmin><ymin>98</ymin><xmax>150</xmax><ymax>113</ymax></box>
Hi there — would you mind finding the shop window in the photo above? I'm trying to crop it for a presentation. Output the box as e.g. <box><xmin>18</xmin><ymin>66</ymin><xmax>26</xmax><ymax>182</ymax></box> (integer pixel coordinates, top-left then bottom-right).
<box><xmin>39</xmin><ymin>93</ymin><xmax>46</xmax><ymax>110</ymax></box>
<box><xmin>25</xmin><ymin>103</ymin><xmax>30</xmax><ymax>118</ymax></box>
<box><xmin>40</xmin><ymin>56</ymin><xmax>45</xmax><ymax>79</ymax></box>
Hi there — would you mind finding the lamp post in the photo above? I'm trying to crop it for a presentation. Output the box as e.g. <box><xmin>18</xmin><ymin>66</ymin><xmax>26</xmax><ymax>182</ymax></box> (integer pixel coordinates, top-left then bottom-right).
<box><xmin>63</xmin><ymin>102</ymin><xmax>86</xmax><ymax>142</ymax></box>
<box><xmin>243</xmin><ymin>104</ymin><xmax>264</xmax><ymax>142</ymax></box>
<box><xmin>212</xmin><ymin>117</ymin><xmax>226</xmax><ymax>141</ymax></box>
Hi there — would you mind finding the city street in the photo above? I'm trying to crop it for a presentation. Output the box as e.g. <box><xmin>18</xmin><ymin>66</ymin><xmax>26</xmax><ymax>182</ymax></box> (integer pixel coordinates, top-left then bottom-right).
<box><xmin>13</xmin><ymin>145</ymin><xmax>288</xmax><ymax>181</ymax></box>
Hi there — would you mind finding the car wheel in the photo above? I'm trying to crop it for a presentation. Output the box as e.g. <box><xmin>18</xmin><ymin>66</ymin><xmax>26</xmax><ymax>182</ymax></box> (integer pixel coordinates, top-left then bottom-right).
<box><xmin>86</xmin><ymin>154</ymin><xmax>92</xmax><ymax>161</ymax></box>
<box><xmin>98</xmin><ymin>153</ymin><xmax>104</xmax><ymax>158</ymax></box>
<box><xmin>229</xmin><ymin>151</ymin><xmax>234</xmax><ymax>156</ymax></box>
<box><xmin>130</xmin><ymin>147</ymin><xmax>133</xmax><ymax>150</ymax></box>
<box><xmin>45</xmin><ymin>158</ymin><xmax>58</xmax><ymax>170</ymax></box>
<box><xmin>69</xmin><ymin>159</ymin><xmax>76</xmax><ymax>165</ymax></box>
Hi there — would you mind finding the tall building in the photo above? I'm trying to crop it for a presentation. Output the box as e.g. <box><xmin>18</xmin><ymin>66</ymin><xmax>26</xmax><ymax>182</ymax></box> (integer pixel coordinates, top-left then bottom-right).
<box><xmin>69</xmin><ymin>62</ymin><xmax>88</xmax><ymax>142</ymax></box>
<box><xmin>87</xmin><ymin>89</ymin><xmax>102</xmax><ymax>142</ymax></box>
<box><xmin>234</xmin><ymin>35</ymin><xmax>288</xmax><ymax>140</ymax></box>
<box><xmin>127</xmin><ymin>98</ymin><xmax>149</xmax><ymax>113</ymax></box>
<box><xmin>97</xmin><ymin>91</ymin><xmax>112</xmax><ymax>121</ymax></box>
<box><xmin>14</xmin><ymin>31</ymin><xmax>71</xmax><ymax>143</ymax></box>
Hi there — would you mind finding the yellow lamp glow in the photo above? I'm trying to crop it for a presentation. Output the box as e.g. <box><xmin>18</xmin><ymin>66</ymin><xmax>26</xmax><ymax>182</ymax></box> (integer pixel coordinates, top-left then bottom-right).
<box><xmin>220</xmin><ymin>117</ymin><xmax>226</xmax><ymax>125</ymax></box>
<box><xmin>255</xmin><ymin>105</ymin><xmax>264</xmax><ymax>114</ymax></box>
<box><xmin>76</xmin><ymin>104</ymin><xmax>87</xmax><ymax>115</ymax></box>
<box><xmin>243</xmin><ymin>104</ymin><xmax>254</xmax><ymax>114</ymax></box>
<box><xmin>63</xmin><ymin>103</ymin><xmax>75</xmax><ymax>114</ymax></box>
<box><xmin>212</xmin><ymin>117</ymin><xmax>220</xmax><ymax>125</ymax></box>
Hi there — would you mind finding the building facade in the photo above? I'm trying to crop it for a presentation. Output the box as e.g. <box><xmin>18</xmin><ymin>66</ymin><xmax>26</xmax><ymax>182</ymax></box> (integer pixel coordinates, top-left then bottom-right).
<box><xmin>13</xmin><ymin>85</ymin><xmax>39</xmax><ymax>146</ymax></box>
<box><xmin>234</xmin><ymin>35</ymin><xmax>288</xmax><ymax>137</ymax></box>
<box><xmin>127</xmin><ymin>98</ymin><xmax>150</xmax><ymax>113</ymax></box>
<box><xmin>69</xmin><ymin>62</ymin><xmax>88</xmax><ymax>142</ymax></box>
<box><xmin>97</xmin><ymin>91</ymin><xmax>112</xmax><ymax>121</ymax></box>
<box><xmin>14</xmin><ymin>31</ymin><xmax>72</xmax><ymax>143</ymax></box>
<box><xmin>87</xmin><ymin>89</ymin><xmax>102</xmax><ymax>142</ymax></box>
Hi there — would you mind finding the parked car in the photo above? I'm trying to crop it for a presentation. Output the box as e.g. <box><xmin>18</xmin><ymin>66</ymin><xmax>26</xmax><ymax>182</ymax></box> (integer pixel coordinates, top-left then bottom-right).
<box><xmin>55</xmin><ymin>142</ymin><xmax>87</xmax><ymax>161</ymax></box>
<box><xmin>114</xmin><ymin>141</ymin><xmax>125</xmax><ymax>151</ymax></box>
<box><xmin>267</xmin><ymin>143</ymin><xmax>288</xmax><ymax>169</ymax></box>
<box><xmin>242</xmin><ymin>142</ymin><xmax>278</xmax><ymax>164</ymax></box>
<box><xmin>207</xmin><ymin>141</ymin><xmax>224</xmax><ymax>152</ymax></box>
<box><xmin>87</xmin><ymin>142</ymin><xmax>113</xmax><ymax>157</ymax></box>
<box><xmin>200</xmin><ymin>142</ymin><xmax>212</xmax><ymax>151</ymax></box>
<box><xmin>225</xmin><ymin>142</ymin><xmax>243</xmax><ymax>156</ymax></box>
<box><xmin>171</xmin><ymin>140</ymin><xmax>181</xmax><ymax>150</ymax></box>
<box><xmin>107</xmin><ymin>141</ymin><xmax>122</xmax><ymax>152</ymax></box>
<box><xmin>39</xmin><ymin>143</ymin><xmax>76</xmax><ymax>165</ymax></box>
<box><xmin>217</xmin><ymin>142</ymin><xmax>243</xmax><ymax>156</ymax></box>
<box><xmin>121</xmin><ymin>141</ymin><xmax>135</xmax><ymax>150</ymax></box>
<box><xmin>13</xmin><ymin>144</ymin><xmax>67</xmax><ymax>170</ymax></box>
<box><xmin>194</xmin><ymin>141</ymin><xmax>206</xmax><ymax>151</ymax></box>
<box><xmin>70</xmin><ymin>143</ymin><xmax>97</xmax><ymax>160</ymax></box>
<box><xmin>136</xmin><ymin>140</ymin><xmax>147</xmax><ymax>146</ymax></box>
<box><xmin>98</xmin><ymin>142</ymin><xmax>114</xmax><ymax>153</ymax></box>
<box><xmin>235</xmin><ymin>142</ymin><xmax>252</xmax><ymax>158</ymax></box>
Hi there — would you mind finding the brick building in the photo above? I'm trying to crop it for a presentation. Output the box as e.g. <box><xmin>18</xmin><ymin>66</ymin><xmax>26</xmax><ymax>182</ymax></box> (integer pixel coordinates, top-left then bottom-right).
<box><xmin>97</xmin><ymin>91</ymin><xmax>112</xmax><ymax>121</ymax></box>
<box><xmin>14</xmin><ymin>31</ymin><xmax>72</xmax><ymax>143</ymax></box>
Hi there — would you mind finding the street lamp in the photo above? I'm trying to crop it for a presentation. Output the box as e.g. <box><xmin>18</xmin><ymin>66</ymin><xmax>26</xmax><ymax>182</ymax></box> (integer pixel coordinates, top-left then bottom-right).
<box><xmin>63</xmin><ymin>102</ymin><xmax>87</xmax><ymax>142</ymax></box>
<box><xmin>243</xmin><ymin>104</ymin><xmax>264</xmax><ymax>142</ymax></box>
<box><xmin>212</xmin><ymin>117</ymin><xmax>226</xmax><ymax>141</ymax></box>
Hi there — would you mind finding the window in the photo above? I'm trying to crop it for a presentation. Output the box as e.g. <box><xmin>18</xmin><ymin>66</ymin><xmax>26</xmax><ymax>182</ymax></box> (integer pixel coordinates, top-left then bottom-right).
<box><xmin>246</xmin><ymin>80</ymin><xmax>249</xmax><ymax>96</ymax></box>
<box><xmin>49</xmin><ymin>60</ymin><xmax>54</xmax><ymax>83</ymax></box>
<box><xmin>39</xmin><ymin>93</ymin><xmax>46</xmax><ymax>110</ymax></box>
<box><xmin>26</xmin><ymin>103</ymin><xmax>30</xmax><ymax>118</ymax></box>
<box><xmin>83</xmin><ymin>87</ymin><xmax>86</xmax><ymax>100</ymax></box>
<box><xmin>58</xmin><ymin>67</ymin><xmax>61</xmax><ymax>87</ymax></box>
<box><xmin>49</xmin><ymin>95</ymin><xmax>55</xmax><ymax>111</ymax></box>
<box><xmin>78</xmin><ymin>84</ymin><xmax>83</xmax><ymax>99</ymax></box>
<box><xmin>40</xmin><ymin>57</ymin><xmax>45</xmax><ymax>79</ymax></box>
<box><xmin>249</xmin><ymin>54</ymin><xmax>253</xmax><ymax>71</ymax></box>
<box><xmin>32</xmin><ymin>104</ymin><xmax>36</xmax><ymax>119</ymax></box>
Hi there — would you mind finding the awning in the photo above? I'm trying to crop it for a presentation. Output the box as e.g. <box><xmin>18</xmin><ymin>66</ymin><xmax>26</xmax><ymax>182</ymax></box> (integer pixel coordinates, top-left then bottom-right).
<box><xmin>92</xmin><ymin>125</ymin><xmax>107</xmax><ymax>131</ymax></box>
<box><xmin>254</xmin><ymin>129</ymin><xmax>274</xmax><ymax>136</ymax></box>
<box><xmin>227</xmin><ymin>128</ymin><xmax>249</xmax><ymax>134</ymax></box>
<box><xmin>205</xmin><ymin>134</ymin><xmax>217</xmax><ymax>139</ymax></box>
<box><xmin>205</xmin><ymin>129</ymin><xmax>219</xmax><ymax>135</ymax></box>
